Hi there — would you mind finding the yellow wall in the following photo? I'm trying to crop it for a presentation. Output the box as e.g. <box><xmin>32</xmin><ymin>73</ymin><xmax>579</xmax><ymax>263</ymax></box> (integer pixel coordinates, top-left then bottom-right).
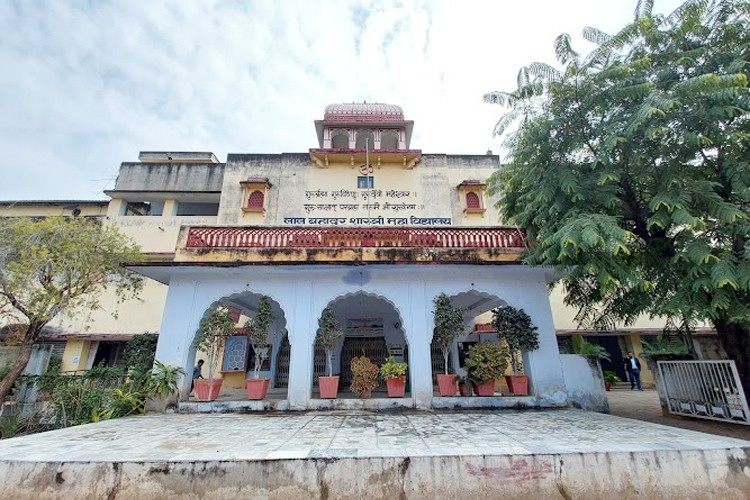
<box><xmin>0</xmin><ymin>203</ymin><xmax>108</xmax><ymax>217</ymax></box>
<box><xmin>61</xmin><ymin>340</ymin><xmax>92</xmax><ymax>373</ymax></box>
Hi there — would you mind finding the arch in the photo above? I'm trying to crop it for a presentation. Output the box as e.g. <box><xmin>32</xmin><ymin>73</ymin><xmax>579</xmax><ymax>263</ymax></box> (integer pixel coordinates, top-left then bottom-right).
<box><xmin>312</xmin><ymin>290</ymin><xmax>408</xmax><ymax>397</ymax></box>
<box><xmin>380</xmin><ymin>130</ymin><xmax>399</xmax><ymax>150</ymax></box>
<box><xmin>429</xmin><ymin>289</ymin><xmax>509</xmax><ymax>379</ymax></box>
<box><xmin>247</xmin><ymin>190</ymin><xmax>264</xmax><ymax>210</ymax></box>
<box><xmin>191</xmin><ymin>290</ymin><xmax>290</xmax><ymax>400</ymax></box>
<box><xmin>355</xmin><ymin>129</ymin><xmax>375</xmax><ymax>149</ymax></box>
<box><xmin>331</xmin><ymin>129</ymin><xmax>349</xmax><ymax>149</ymax></box>
<box><xmin>465</xmin><ymin>191</ymin><xmax>481</xmax><ymax>209</ymax></box>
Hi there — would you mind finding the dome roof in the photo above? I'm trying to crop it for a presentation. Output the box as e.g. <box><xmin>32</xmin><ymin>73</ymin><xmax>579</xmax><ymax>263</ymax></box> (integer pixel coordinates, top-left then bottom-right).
<box><xmin>324</xmin><ymin>102</ymin><xmax>404</xmax><ymax>122</ymax></box>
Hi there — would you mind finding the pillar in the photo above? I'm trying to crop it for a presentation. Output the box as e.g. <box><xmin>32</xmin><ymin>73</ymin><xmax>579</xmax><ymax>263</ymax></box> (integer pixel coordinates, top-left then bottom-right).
<box><xmin>286</xmin><ymin>281</ymin><xmax>315</xmax><ymax>409</ymax></box>
<box><xmin>406</xmin><ymin>281</ymin><xmax>434</xmax><ymax>409</ymax></box>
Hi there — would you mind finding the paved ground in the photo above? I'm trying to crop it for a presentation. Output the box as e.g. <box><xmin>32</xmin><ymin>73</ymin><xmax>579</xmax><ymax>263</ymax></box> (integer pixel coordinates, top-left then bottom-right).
<box><xmin>606</xmin><ymin>388</ymin><xmax>750</xmax><ymax>441</ymax></box>
<box><xmin>0</xmin><ymin>408</ymin><xmax>747</xmax><ymax>463</ymax></box>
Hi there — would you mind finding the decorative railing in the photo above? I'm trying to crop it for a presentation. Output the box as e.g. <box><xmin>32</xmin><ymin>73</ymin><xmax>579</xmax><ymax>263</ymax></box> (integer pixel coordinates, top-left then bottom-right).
<box><xmin>657</xmin><ymin>360</ymin><xmax>750</xmax><ymax>425</ymax></box>
<box><xmin>185</xmin><ymin>226</ymin><xmax>526</xmax><ymax>250</ymax></box>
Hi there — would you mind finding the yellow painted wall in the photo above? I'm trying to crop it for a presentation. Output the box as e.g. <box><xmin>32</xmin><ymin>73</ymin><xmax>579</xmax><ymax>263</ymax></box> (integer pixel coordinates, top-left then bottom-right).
<box><xmin>107</xmin><ymin>215</ymin><xmax>218</xmax><ymax>253</ymax></box>
<box><xmin>61</xmin><ymin>340</ymin><xmax>92</xmax><ymax>373</ymax></box>
<box><xmin>0</xmin><ymin>203</ymin><xmax>108</xmax><ymax>217</ymax></box>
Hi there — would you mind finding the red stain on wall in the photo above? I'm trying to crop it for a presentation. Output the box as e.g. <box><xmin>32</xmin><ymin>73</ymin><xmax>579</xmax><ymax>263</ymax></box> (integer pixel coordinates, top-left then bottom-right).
<box><xmin>465</xmin><ymin>459</ymin><xmax>553</xmax><ymax>483</ymax></box>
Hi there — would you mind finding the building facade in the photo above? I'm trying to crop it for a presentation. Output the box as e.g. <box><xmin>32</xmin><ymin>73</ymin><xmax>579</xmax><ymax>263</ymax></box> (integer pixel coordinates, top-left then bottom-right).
<box><xmin>2</xmin><ymin>103</ymin><xmax>716</xmax><ymax>407</ymax></box>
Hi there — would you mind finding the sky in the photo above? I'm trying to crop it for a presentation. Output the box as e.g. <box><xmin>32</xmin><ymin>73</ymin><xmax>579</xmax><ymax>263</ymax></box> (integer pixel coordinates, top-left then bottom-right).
<box><xmin>0</xmin><ymin>0</ymin><xmax>686</xmax><ymax>201</ymax></box>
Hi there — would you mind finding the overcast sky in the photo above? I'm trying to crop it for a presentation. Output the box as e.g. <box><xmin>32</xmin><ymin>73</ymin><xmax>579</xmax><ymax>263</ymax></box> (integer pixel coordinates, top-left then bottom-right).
<box><xmin>0</xmin><ymin>0</ymin><xmax>685</xmax><ymax>200</ymax></box>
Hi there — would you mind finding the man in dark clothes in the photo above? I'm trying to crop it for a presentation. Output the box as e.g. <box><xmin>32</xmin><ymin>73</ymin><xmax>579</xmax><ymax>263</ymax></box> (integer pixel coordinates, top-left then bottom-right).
<box><xmin>624</xmin><ymin>352</ymin><xmax>642</xmax><ymax>391</ymax></box>
<box><xmin>191</xmin><ymin>359</ymin><xmax>204</xmax><ymax>392</ymax></box>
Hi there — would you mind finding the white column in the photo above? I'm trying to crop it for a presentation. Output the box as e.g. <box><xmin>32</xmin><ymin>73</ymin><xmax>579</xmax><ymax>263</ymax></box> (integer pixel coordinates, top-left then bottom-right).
<box><xmin>154</xmin><ymin>279</ymin><xmax>201</xmax><ymax>400</ymax></box>
<box><xmin>515</xmin><ymin>286</ymin><xmax>567</xmax><ymax>405</ymax></box>
<box><xmin>286</xmin><ymin>280</ymin><xmax>315</xmax><ymax>409</ymax></box>
<box><xmin>406</xmin><ymin>281</ymin><xmax>434</xmax><ymax>409</ymax></box>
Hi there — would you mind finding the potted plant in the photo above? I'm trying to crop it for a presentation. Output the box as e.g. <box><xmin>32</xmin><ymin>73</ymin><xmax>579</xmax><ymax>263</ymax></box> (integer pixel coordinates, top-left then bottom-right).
<box><xmin>245</xmin><ymin>295</ymin><xmax>273</xmax><ymax>400</ymax></box>
<box><xmin>464</xmin><ymin>343</ymin><xmax>509</xmax><ymax>396</ymax></box>
<box><xmin>433</xmin><ymin>293</ymin><xmax>466</xmax><ymax>396</ymax></box>
<box><xmin>603</xmin><ymin>370</ymin><xmax>621</xmax><ymax>391</ymax></box>
<box><xmin>350</xmin><ymin>355</ymin><xmax>379</xmax><ymax>398</ymax></box>
<box><xmin>316</xmin><ymin>307</ymin><xmax>344</xmax><ymax>398</ymax></box>
<box><xmin>193</xmin><ymin>306</ymin><xmax>235</xmax><ymax>401</ymax></box>
<box><xmin>380</xmin><ymin>356</ymin><xmax>408</xmax><ymax>397</ymax></box>
<box><xmin>492</xmin><ymin>305</ymin><xmax>539</xmax><ymax>396</ymax></box>
<box><xmin>457</xmin><ymin>375</ymin><xmax>476</xmax><ymax>396</ymax></box>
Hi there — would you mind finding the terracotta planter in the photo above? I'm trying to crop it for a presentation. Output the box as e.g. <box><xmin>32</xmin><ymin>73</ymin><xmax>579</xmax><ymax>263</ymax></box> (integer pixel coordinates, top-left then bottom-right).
<box><xmin>472</xmin><ymin>379</ymin><xmax>495</xmax><ymax>396</ymax></box>
<box><xmin>385</xmin><ymin>377</ymin><xmax>406</xmax><ymax>398</ymax></box>
<box><xmin>194</xmin><ymin>378</ymin><xmax>223</xmax><ymax>401</ymax></box>
<box><xmin>505</xmin><ymin>375</ymin><xmax>529</xmax><ymax>396</ymax></box>
<box><xmin>318</xmin><ymin>376</ymin><xmax>340</xmax><ymax>399</ymax></box>
<box><xmin>458</xmin><ymin>381</ymin><xmax>473</xmax><ymax>397</ymax></box>
<box><xmin>246</xmin><ymin>378</ymin><xmax>270</xmax><ymax>400</ymax></box>
<box><xmin>605</xmin><ymin>383</ymin><xmax>612</xmax><ymax>392</ymax></box>
<box><xmin>436</xmin><ymin>374</ymin><xmax>458</xmax><ymax>396</ymax></box>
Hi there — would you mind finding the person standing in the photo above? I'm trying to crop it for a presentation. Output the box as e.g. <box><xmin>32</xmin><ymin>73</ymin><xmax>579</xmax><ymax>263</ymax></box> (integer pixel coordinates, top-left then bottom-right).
<box><xmin>624</xmin><ymin>352</ymin><xmax>642</xmax><ymax>391</ymax></box>
<box><xmin>191</xmin><ymin>359</ymin><xmax>204</xmax><ymax>393</ymax></box>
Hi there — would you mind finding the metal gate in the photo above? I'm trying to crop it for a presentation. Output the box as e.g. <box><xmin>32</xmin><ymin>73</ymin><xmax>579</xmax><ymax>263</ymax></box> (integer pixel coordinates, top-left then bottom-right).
<box><xmin>275</xmin><ymin>336</ymin><xmax>290</xmax><ymax>388</ymax></box>
<box><xmin>657</xmin><ymin>360</ymin><xmax>750</xmax><ymax>425</ymax></box>
<box><xmin>430</xmin><ymin>342</ymin><xmax>453</xmax><ymax>380</ymax></box>
<box><xmin>312</xmin><ymin>344</ymin><xmax>326</xmax><ymax>387</ymax></box>
<box><xmin>340</xmin><ymin>337</ymin><xmax>387</xmax><ymax>388</ymax></box>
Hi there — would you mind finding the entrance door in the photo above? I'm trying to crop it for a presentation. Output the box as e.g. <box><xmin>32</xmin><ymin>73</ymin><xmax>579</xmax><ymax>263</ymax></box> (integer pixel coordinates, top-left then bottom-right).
<box><xmin>340</xmin><ymin>337</ymin><xmax>388</xmax><ymax>388</ymax></box>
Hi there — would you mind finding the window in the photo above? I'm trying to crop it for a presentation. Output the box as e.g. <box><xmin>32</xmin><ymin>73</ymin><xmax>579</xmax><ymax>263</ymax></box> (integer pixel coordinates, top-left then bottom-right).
<box><xmin>331</xmin><ymin>130</ymin><xmax>349</xmax><ymax>149</ymax></box>
<box><xmin>357</xmin><ymin>176</ymin><xmax>374</xmax><ymax>189</ymax></box>
<box><xmin>247</xmin><ymin>190</ymin><xmax>264</xmax><ymax>210</ymax></box>
<box><xmin>458</xmin><ymin>180</ymin><xmax>487</xmax><ymax>215</ymax></box>
<box><xmin>240</xmin><ymin>178</ymin><xmax>271</xmax><ymax>213</ymax></box>
<box><xmin>380</xmin><ymin>130</ymin><xmax>399</xmax><ymax>150</ymax></box>
<box><xmin>466</xmin><ymin>192</ymin><xmax>481</xmax><ymax>209</ymax></box>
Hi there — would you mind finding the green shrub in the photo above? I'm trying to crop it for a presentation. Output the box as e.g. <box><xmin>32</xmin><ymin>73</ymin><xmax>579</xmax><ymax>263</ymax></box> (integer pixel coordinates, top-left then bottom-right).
<box><xmin>379</xmin><ymin>357</ymin><xmax>407</xmax><ymax>379</ymax></box>
<box><xmin>465</xmin><ymin>343</ymin><xmax>509</xmax><ymax>382</ymax></box>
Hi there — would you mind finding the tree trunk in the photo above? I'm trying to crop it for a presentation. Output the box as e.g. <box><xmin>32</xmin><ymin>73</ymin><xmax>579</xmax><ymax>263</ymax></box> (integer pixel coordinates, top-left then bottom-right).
<box><xmin>714</xmin><ymin>318</ymin><xmax>750</xmax><ymax>402</ymax></box>
<box><xmin>0</xmin><ymin>342</ymin><xmax>34</xmax><ymax>406</ymax></box>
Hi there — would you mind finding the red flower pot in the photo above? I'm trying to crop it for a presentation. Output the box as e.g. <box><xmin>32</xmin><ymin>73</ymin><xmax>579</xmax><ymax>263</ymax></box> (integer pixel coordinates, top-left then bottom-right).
<box><xmin>385</xmin><ymin>377</ymin><xmax>406</xmax><ymax>397</ymax></box>
<box><xmin>194</xmin><ymin>378</ymin><xmax>223</xmax><ymax>401</ymax></box>
<box><xmin>318</xmin><ymin>376</ymin><xmax>340</xmax><ymax>399</ymax></box>
<box><xmin>472</xmin><ymin>379</ymin><xmax>495</xmax><ymax>396</ymax></box>
<box><xmin>505</xmin><ymin>375</ymin><xmax>529</xmax><ymax>396</ymax></box>
<box><xmin>436</xmin><ymin>374</ymin><xmax>458</xmax><ymax>396</ymax></box>
<box><xmin>458</xmin><ymin>381</ymin><xmax>473</xmax><ymax>396</ymax></box>
<box><xmin>246</xmin><ymin>378</ymin><xmax>270</xmax><ymax>400</ymax></box>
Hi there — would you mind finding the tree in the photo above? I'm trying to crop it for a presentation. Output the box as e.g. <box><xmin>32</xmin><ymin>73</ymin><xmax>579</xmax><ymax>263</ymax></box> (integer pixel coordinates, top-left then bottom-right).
<box><xmin>0</xmin><ymin>216</ymin><xmax>143</xmax><ymax>404</ymax></box>
<box><xmin>491</xmin><ymin>305</ymin><xmax>539</xmax><ymax>374</ymax></box>
<box><xmin>316</xmin><ymin>307</ymin><xmax>344</xmax><ymax>377</ymax></box>
<box><xmin>432</xmin><ymin>293</ymin><xmax>466</xmax><ymax>374</ymax></box>
<box><xmin>245</xmin><ymin>296</ymin><xmax>273</xmax><ymax>379</ymax></box>
<box><xmin>487</xmin><ymin>0</ymin><xmax>750</xmax><ymax>397</ymax></box>
<box><xmin>195</xmin><ymin>306</ymin><xmax>235</xmax><ymax>380</ymax></box>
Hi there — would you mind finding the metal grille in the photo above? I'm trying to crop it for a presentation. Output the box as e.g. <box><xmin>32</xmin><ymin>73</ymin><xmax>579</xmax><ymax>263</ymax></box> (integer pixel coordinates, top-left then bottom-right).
<box><xmin>657</xmin><ymin>360</ymin><xmax>750</xmax><ymax>425</ymax></box>
<box><xmin>312</xmin><ymin>344</ymin><xmax>327</xmax><ymax>387</ymax></box>
<box><xmin>430</xmin><ymin>342</ymin><xmax>453</xmax><ymax>379</ymax></box>
<box><xmin>340</xmin><ymin>337</ymin><xmax>387</xmax><ymax>388</ymax></box>
<box><xmin>275</xmin><ymin>336</ymin><xmax>290</xmax><ymax>388</ymax></box>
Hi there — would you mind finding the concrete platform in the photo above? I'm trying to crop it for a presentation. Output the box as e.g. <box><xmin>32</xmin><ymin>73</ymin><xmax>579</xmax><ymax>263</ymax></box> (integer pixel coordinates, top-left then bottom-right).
<box><xmin>0</xmin><ymin>409</ymin><xmax>749</xmax><ymax>499</ymax></box>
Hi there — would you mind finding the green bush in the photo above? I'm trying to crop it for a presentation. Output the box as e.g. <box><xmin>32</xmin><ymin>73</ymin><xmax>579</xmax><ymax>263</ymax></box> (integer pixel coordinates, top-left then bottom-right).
<box><xmin>124</xmin><ymin>333</ymin><xmax>158</xmax><ymax>375</ymax></box>
<box><xmin>379</xmin><ymin>357</ymin><xmax>407</xmax><ymax>379</ymax></box>
<box><xmin>465</xmin><ymin>343</ymin><xmax>509</xmax><ymax>382</ymax></box>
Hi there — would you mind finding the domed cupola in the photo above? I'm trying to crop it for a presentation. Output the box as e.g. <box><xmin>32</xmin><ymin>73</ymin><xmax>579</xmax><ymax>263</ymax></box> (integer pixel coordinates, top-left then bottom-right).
<box><xmin>311</xmin><ymin>102</ymin><xmax>420</xmax><ymax>169</ymax></box>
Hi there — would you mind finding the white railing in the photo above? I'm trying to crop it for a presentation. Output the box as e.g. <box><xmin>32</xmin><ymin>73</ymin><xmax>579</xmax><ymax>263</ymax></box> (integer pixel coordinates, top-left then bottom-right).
<box><xmin>657</xmin><ymin>360</ymin><xmax>750</xmax><ymax>425</ymax></box>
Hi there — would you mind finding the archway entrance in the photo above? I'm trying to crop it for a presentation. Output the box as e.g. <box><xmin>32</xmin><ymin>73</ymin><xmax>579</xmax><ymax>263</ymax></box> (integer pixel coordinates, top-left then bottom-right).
<box><xmin>313</xmin><ymin>292</ymin><xmax>407</xmax><ymax>397</ymax></box>
<box><xmin>431</xmin><ymin>291</ymin><xmax>508</xmax><ymax>390</ymax></box>
<box><xmin>191</xmin><ymin>292</ymin><xmax>289</xmax><ymax>400</ymax></box>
